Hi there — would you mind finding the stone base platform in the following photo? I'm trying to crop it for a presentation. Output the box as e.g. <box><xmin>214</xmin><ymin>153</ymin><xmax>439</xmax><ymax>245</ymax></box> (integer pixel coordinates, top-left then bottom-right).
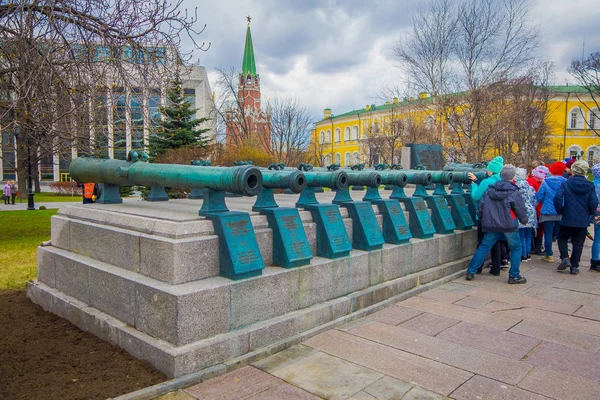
<box><xmin>28</xmin><ymin>200</ymin><xmax>476</xmax><ymax>378</ymax></box>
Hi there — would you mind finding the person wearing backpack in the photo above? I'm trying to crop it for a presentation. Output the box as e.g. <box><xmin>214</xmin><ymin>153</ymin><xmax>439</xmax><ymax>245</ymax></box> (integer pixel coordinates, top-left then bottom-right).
<box><xmin>465</xmin><ymin>165</ymin><xmax>528</xmax><ymax>284</ymax></box>
<box><xmin>553</xmin><ymin>160</ymin><xmax>598</xmax><ymax>274</ymax></box>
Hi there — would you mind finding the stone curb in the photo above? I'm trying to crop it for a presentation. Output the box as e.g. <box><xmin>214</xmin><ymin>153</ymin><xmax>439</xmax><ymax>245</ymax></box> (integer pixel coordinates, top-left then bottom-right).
<box><xmin>111</xmin><ymin>267</ymin><xmax>467</xmax><ymax>400</ymax></box>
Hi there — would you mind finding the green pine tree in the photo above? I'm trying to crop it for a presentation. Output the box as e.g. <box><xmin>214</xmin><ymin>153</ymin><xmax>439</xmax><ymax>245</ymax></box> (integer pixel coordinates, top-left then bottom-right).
<box><xmin>149</xmin><ymin>71</ymin><xmax>210</xmax><ymax>158</ymax></box>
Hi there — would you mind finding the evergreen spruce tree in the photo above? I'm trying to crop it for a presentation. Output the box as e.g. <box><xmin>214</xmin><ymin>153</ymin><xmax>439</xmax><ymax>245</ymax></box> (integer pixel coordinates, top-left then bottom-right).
<box><xmin>149</xmin><ymin>71</ymin><xmax>210</xmax><ymax>158</ymax></box>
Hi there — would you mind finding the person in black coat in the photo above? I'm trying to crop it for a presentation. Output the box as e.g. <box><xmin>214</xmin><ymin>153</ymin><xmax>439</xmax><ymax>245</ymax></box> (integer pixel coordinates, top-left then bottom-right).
<box><xmin>465</xmin><ymin>165</ymin><xmax>529</xmax><ymax>284</ymax></box>
<box><xmin>554</xmin><ymin>160</ymin><xmax>599</xmax><ymax>274</ymax></box>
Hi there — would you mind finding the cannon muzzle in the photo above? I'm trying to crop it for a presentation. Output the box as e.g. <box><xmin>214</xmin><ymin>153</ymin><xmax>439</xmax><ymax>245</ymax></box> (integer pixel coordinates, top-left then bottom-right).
<box><xmin>304</xmin><ymin>170</ymin><xmax>348</xmax><ymax>190</ymax></box>
<box><xmin>71</xmin><ymin>157</ymin><xmax>263</xmax><ymax>197</ymax></box>
<box><xmin>345</xmin><ymin>171</ymin><xmax>381</xmax><ymax>188</ymax></box>
<box><xmin>259</xmin><ymin>169</ymin><xmax>306</xmax><ymax>193</ymax></box>
<box><xmin>403</xmin><ymin>170</ymin><xmax>433</xmax><ymax>186</ymax></box>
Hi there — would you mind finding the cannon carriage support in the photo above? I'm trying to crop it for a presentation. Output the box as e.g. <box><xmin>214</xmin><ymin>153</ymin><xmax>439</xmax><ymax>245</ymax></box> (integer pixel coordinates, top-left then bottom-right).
<box><xmin>411</xmin><ymin>170</ymin><xmax>457</xmax><ymax>235</ymax></box>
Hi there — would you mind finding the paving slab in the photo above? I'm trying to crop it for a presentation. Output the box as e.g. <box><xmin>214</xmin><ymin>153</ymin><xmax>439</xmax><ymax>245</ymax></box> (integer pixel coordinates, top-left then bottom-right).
<box><xmin>362</xmin><ymin>376</ymin><xmax>414</xmax><ymax>399</ymax></box>
<box><xmin>417</xmin><ymin>288</ymin><xmax>468</xmax><ymax>303</ymax></box>
<box><xmin>245</xmin><ymin>383</ymin><xmax>321</xmax><ymax>400</ymax></box>
<box><xmin>479</xmin><ymin>300</ymin><xmax>524</xmax><ymax>312</ymax></box>
<box><xmin>156</xmin><ymin>390</ymin><xmax>197</xmax><ymax>400</ymax></box>
<box><xmin>573</xmin><ymin>305</ymin><xmax>600</xmax><ymax>321</ymax></box>
<box><xmin>271</xmin><ymin>352</ymin><xmax>383</xmax><ymax>400</ymax></box>
<box><xmin>399</xmin><ymin>296</ymin><xmax>522</xmax><ymax>331</ymax></box>
<box><xmin>436</xmin><ymin>282</ymin><xmax>474</xmax><ymax>293</ymax></box>
<box><xmin>509</xmin><ymin>320</ymin><xmax>600</xmax><ymax>353</ymax></box>
<box><xmin>303</xmin><ymin>330</ymin><xmax>473</xmax><ymax>396</ymax></box>
<box><xmin>184</xmin><ymin>366</ymin><xmax>284</xmax><ymax>400</ymax></box>
<box><xmin>252</xmin><ymin>344</ymin><xmax>319</xmax><ymax>374</ymax></box>
<box><xmin>349</xmin><ymin>321</ymin><xmax>532</xmax><ymax>385</ymax></box>
<box><xmin>453</xmin><ymin>296</ymin><xmax>491</xmax><ymax>309</ymax></box>
<box><xmin>347</xmin><ymin>391</ymin><xmax>377</xmax><ymax>400</ymax></box>
<box><xmin>398</xmin><ymin>312</ymin><xmax>459</xmax><ymax>336</ymax></box>
<box><xmin>403</xmin><ymin>386</ymin><xmax>449</xmax><ymax>399</ymax></box>
<box><xmin>518</xmin><ymin>366</ymin><xmax>600</xmax><ymax>400</ymax></box>
<box><xmin>370</xmin><ymin>306</ymin><xmax>422</xmax><ymax>326</ymax></box>
<box><xmin>555</xmin><ymin>278</ymin><xmax>600</xmax><ymax>296</ymax></box>
<box><xmin>437</xmin><ymin>321</ymin><xmax>541</xmax><ymax>359</ymax></box>
<box><xmin>495</xmin><ymin>307</ymin><xmax>600</xmax><ymax>336</ymax></box>
<box><xmin>464</xmin><ymin>286</ymin><xmax>580</xmax><ymax>315</ymax></box>
<box><xmin>522</xmin><ymin>285</ymin><xmax>600</xmax><ymax>309</ymax></box>
<box><xmin>451</xmin><ymin>375</ymin><xmax>549</xmax><ymax>400</ymax></box>
<box><xmin>523</xmin><ymin>341</ymin><xmax>600</xmax><ymax>381</ymax></box>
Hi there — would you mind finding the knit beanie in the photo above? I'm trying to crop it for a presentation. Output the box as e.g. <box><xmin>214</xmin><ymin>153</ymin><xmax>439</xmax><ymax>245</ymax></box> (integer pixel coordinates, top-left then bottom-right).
<box><xmin>514</xmin><ymin>167</ymin><xmax>527</xmax><ymax>181</ymax></box>
<box><xmin>571</xmin><ymin>160</ymin><xmax>589</xmax><ymax>176</ymax></box>
<box><xmin>592</xmin><ymin>163</ymin><xmax>600</xmax><ymax>178</ymax></box>
<box><xmin>549</xmin><ymin>161</ymin><xmax>566</xmax><ymax>176</ymax></box>
<box><xmin>566</xmin><ymin>158</ymin><xmax>577</xmax><ymax>169</ymax></box>
<box><xmin>532</xmin><ymin>166</ymin><xmax>549</xmax><ymax>180</ymax></box>
<box><xmin>487</xmin><ymin>156</ymin><xmax>504</xmax><ymax>174</ymax></box>
<box><xmin>500</xmin><ymin>164</ymin><xmax>517</xmax><ymax>181</ymax></box>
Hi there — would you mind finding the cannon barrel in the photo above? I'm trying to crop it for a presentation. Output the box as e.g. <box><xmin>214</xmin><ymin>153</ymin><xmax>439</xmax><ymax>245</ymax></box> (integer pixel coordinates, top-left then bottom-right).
<box><xmin>303</xmin><ymin>170</ymin><xmax>349</xmax><ymax>190</ymax></box>
<box><xmin>260</xmin><ymin>169</ymin><xmax>306</xmax><ymax>193</ymax></box>
<box><xmin>414</xmin><ymin>170</ymin><xmax>454</xmax><ymax>185</ymax></box>
<box><xmin>372</xmin><ymin>170</ymin><xmax>408</xmax><ymax>187</ymax></box>
<box><xmin>447</xmin><ymin>170</ymin><xmax>487</xmax><ymax>183</ymax></box>
<box><xmin>402</xmin><ymin>170</ymin><xmax>433</xmax><ymax>186</ymax></box>
<box><xmin>70</xmin><ymin>157</ymin><xmax>263</xmax><ymax>196</ymax></box>
<box><xmin>344</xmin><ymin>171</ymin><xmax>381</xmax><ymax>188</ymax></box>
<box><xmin>444</xmin><ymin>162</ymin><xmax>487</xmax><ymax>171</ymax></box>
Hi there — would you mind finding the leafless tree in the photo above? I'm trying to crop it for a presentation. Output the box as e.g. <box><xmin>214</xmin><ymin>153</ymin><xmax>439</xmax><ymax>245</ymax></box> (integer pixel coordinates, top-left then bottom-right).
<box><xmin>569</xmin><ymin>51</ymin><xmax>600</xmax><ymax>137</ymax></box>
<box><xmin>393</xmin><ymin>0</ymin><xmax>545</xmax><ymax>161</ymax></box>
<box><xmin>263</xmin><ymin>97</ymin><xmax>313</xmax><ymax>166</ymax></box>
<box><xmin>0</xmin><ymin>0</ymin><xmax>208</xmax><ymax>190</ymax></box>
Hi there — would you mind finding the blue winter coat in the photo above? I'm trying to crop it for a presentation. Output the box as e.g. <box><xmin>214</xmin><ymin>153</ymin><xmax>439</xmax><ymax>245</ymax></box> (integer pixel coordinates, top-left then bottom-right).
<box><xmin>553</xmin><ymin>176</ymin><xmax>598</xmax><ymax>228</ymax></box>
<box><xmin>595</xmin><ymin>178</ymin><xmax>600</xmax><ymax>216</ymax></box>
<box><xmin>478</xmin><ymin>180</ymin><xmax>528</xmax><ymax>232</ymax></box>
<box><xmin>516</xmin><ymin>180</ymin><xmax>537</xmax><ymax>228</ymax></box>
<box><xmin>536</xmin><ymin>175</ymin><xmax>567</xmax><ymax>216</ymax></box>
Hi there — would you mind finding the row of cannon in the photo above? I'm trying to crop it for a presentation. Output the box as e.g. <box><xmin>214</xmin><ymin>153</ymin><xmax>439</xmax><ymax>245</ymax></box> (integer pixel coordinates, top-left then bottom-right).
<box><xmin>69</xmin><ymin>152</ymin><xmax>487</xmax><ymax>280</ymax></box>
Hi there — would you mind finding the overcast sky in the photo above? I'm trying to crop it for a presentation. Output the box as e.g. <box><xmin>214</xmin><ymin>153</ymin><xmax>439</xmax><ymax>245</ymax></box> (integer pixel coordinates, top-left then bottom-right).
<box><xmin>182</xmin><ymin>0</ymin><xmax>600</xmax><ymax>121</ymax></box>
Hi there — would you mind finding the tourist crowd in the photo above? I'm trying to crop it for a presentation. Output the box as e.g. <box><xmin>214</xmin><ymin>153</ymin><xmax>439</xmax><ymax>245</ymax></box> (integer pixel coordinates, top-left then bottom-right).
<box><xmin>465</xmin><ymin>156</ymin><xmax>600</xmax><ymax>284</ymax></box>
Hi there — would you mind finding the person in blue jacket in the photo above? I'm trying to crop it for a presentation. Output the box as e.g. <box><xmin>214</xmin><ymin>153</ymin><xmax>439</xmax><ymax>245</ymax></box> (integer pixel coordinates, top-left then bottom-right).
<box><xmin>465</xmin><ymin>165</ymin><xmax>528</xmax><ymax>284</ymax></box>
<box><xmin>553</xmin><ymin>160</ymin><xmax>599</xmax><ymax>274</ymax></box>
<box><xmin>591</xmin><ymin>163</ymin><xmax>600</xmax><ymax>272</ymax></box>
<box><xmin>468</xmin><ymin>156</ymin><xmax>507</xmax><ymax>275</ymax></box>
<box><xmin>536</xmin><ymin>161</ymin><xmax>567</xmax><ymax>263</ymax></box>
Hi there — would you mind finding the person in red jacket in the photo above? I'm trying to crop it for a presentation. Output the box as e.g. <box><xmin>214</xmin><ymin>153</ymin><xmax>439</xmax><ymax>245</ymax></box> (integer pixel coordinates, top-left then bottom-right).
<box><xmin>529</xmin><ymin>165</ymin><xmax>549</xmax><ymax>254</ymax></box>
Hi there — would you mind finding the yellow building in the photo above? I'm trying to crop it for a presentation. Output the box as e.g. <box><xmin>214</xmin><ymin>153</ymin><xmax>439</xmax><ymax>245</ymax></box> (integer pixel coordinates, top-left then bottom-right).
<box><xmin>312</xmin><ymin>85</ymin><xmax>599</xmax><ymax>167</ymax></box>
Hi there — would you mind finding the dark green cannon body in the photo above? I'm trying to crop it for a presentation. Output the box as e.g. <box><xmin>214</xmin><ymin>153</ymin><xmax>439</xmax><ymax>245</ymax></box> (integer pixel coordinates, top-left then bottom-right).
<box><xmin>331</xmin><ymin>170</ymin><xmax>381</xmax><ymax>205</ymax></box>
<box><xmin>253</xmin><ymin>169</ymin><xmax>306</xmax><ymax>211</ymax></box>
<box><xmin>293</xmin><ymin>169</ymin><xmax>348</xmax><ymax>208</ymax></box>
<box><xmin>70</xmin><ymin>155</ymin><xmax>266</xmax><ymax>280</ymax></box>
<box><xmin>443</xmin><ymin>165</ymin><xmax>488</xmax><ymax>223</ymax></box>
<box><xmin>70</xmin><ymin>156</ymin><xmax>262</xmax><ymax>203</ymax></box>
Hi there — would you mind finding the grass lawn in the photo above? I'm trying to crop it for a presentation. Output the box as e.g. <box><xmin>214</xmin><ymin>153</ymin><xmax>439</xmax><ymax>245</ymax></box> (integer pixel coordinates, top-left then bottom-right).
<box><xmin>0</xmin><ymin>209</ymin><xmax>57</xmax><ymax>289</ymax></box>
<box><xmin>14</xmin><ymin>192</ymin><xmax>81</xmax><ymax>203</ymax></box>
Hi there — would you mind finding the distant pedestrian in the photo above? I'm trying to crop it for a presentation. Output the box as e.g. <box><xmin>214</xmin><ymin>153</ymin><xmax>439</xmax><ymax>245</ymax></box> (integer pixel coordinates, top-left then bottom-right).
<box><xmin>591</xmin><ymin>163</ymin><xmax>600</xmax><ymax>272</ymax></box>
<box><xmin>3</xmin><ymin>181</ymin><xmax>10</xmax><ymax>205</ymax></box>
<box><xmin>465</xmin><ymin>165</ymin><xmax>528</xmax><ymax>284</ymax></box>
<box><xmin>515</xmin><ymin>168</ymin><xmax>537</xmax><ymax>262</ymax></box>
<box><xmin>554</xmin><ymin>160</ymin><xmax>598</xmax><ymax>274</ymax></box>
<box><xmin>9</xmin><ymin>180</ymin><xmax>17</xmax><ymax>204</ymax></box>
<box><xmin>78</xmin><ymin>182</ymin><xmax>99</xmax><ymax>204</ymax></box>
<box><xmin>536</xmin><ymin>162</ymin><xmax>567</xmax><ymax>262</ymax></box>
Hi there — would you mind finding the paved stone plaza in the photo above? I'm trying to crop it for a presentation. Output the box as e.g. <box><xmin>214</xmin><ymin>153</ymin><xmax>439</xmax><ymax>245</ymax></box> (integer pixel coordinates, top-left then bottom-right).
<box><xmin>157</xmin><ymin>242</ymin><xmax>600</xmax><ymax>400</ymax></box>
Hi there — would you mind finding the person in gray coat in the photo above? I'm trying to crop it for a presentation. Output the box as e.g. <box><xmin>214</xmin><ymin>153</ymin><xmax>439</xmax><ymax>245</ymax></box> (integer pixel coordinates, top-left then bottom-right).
<box><xmin>465</xmin><ymin>165</ymin><xmax>529</xmax><ymax>284</ymax></box>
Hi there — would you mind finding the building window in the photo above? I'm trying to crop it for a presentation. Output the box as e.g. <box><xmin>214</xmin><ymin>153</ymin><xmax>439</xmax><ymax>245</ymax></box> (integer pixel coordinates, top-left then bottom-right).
<box><xmin>373</xmin><ymin>121</ymin><xmax>379</xmax><ymax>134</ymax></box>
<box><xmin>326</xmin><ymin>130</ymin><xmax>331</xmax><ymax>144</ymax></box>
<box><xmin>325</xmin><ymin>154</ymin><xmax>331</xmax><ymax>165</ymax></box>
<box><xmin>112</xmin><ymin>89</ymin><xmax>127</xmax><ymax>160</ymax></box>
<box><xmin>587</xmin><ymin>145</ymin><xmax>600</xmax><ymax>164</ymax></box>
<box><xmin>352</xmin><ymin>151</ymin><xmax>360</xmax><ymax>165</ymax></box>
<box><xmin>425</xmin><ymin>115</ymin><xmax>435</xmax><ymax>129</ymax></box>
<box><xmin>334</xmin><ymin>128</ymin><xmax>341</xmax><ymax>143</ymax></box>
<box><xmin>352</xmin><ymin>125</ymin><xmax>359</xmax><ymax>140</ymax></box>
<box><xmin>344</xmin><ymin>152</ymin><xmax>351</xmax><ymax>166</ymax></box>
<box><xmin>131</xmin><ymin>92</ymin><xmax>144</xmax><ymax>150</ymax></box>
<box><xmin>568</xmin><ymin>145</ymin><xmax>582</xmax><ymax>159</ymax></box>
<box><xmin>319</xmin><ymin>131</ymin><xmax>324</xmax><ymax>144</ymax></box>
<box><xmin>589</xmin><ymin>109</ymin><xmax>599</xmax><ymax>130</ymax></box>
<box><xmin>569</xmin><ymin>107</ymin><xmax>584</xmax><ymax>129</ymax></box>
<box><xmin>344</xmin><ymin>127</ymin><xmax>350</xmax><ymax>142</ymax></box>
<box><xmin>334</xmin><ymin>153</ymin><xmax>341</xmax><ymax>165</ymax></box>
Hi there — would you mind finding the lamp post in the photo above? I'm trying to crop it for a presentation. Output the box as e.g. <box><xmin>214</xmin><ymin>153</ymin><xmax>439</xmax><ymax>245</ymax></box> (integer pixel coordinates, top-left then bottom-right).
<box><xmin>26</xmin><ymin>137</ymin><xmax>35</xmax><ymax>210</ymax></box>
<box><xmin>330</xmin><ymin>114</ymin><xmax>335</xmax><ymax>166</ymax></box>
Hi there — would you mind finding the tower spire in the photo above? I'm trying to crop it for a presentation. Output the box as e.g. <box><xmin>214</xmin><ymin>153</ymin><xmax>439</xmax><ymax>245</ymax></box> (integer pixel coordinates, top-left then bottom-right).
<box><xmin>241</xmin><ymin>17</ymin><xmax>257</xmax><ymax>77</ymax></box>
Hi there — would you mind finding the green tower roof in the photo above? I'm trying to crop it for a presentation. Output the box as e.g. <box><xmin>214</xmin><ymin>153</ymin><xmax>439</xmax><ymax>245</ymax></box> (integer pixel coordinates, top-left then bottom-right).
<box><xmin>241</xmin><ymin>23</ymin><xmax>257</xmax><ymax>76</ymax></box>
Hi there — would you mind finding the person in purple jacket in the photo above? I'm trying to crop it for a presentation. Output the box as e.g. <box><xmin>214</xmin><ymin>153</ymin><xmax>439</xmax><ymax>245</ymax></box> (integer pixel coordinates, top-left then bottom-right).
<box><xmin>465</xmin><ymin>165</ymin><xmax>528</xmax><ymax>284</ymax></box>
